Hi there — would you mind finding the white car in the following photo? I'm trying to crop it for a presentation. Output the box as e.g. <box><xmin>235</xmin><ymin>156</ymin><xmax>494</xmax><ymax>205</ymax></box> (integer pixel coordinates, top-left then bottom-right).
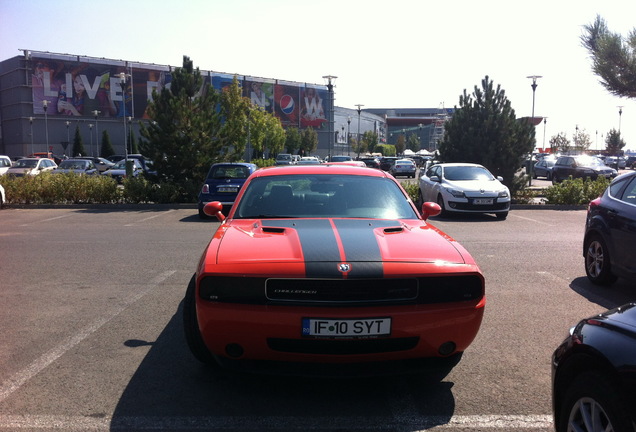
<box><xmin>6</xmin><ymin>158</ymin><xmax>57</xmax><ymax>177</ymax></box>
<box><xmin>0</xmin><ymin>155</ymin><xmax>12</xmax><ymax>175</ymax></box>
<box><xmin>418</xmin><ymin>163</ymin><xmax>510</xmax><ymax>219</ymax></box>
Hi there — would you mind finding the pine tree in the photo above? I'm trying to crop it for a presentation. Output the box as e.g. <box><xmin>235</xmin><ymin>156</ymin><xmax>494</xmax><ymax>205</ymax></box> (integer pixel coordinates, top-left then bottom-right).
<box><xmin>605</xmin><ymin>128</ymin><xmax>626</xmax><ymax>154</ymax></box>
<box><xmin>439</xmin><ymin>76</ymin><xmax>535</xmax><ymax>190</ymax></box>
<box><xmin>140</xmin><ymin>56</ymin><xmax>222</xmax><ymax>199</ymax></box>
<box><xmin>582</xmin><ymin>16</ymin><xmax>636</xmax><ymax>98</ymax></box>
<box><xmin>101</xmin><ymin>130</ymin><xmax>115</xmax><ymax>158</ymax></box>
<box><xmin>73</xmin><ymin>126</ymin><xmax>87</xmax><ymax>157</ymax></box>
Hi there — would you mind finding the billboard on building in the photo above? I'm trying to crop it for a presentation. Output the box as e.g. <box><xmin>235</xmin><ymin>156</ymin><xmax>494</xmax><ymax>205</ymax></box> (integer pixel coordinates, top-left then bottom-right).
<box><xmin>29</xmin><ymin>54</ymin><xmax>328</xmax><ymax>132</ymax></box>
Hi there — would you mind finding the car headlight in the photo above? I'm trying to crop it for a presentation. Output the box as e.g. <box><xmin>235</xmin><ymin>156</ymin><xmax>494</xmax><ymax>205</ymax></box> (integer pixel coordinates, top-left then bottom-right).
<box><xmin>443</xmin><ymin>187</ymin><xmax>465</xmax><ymax>198</ymax></box>
<box><xmin>498</xmin><ymin>190</ymin><xmax>509</xmax><ymax>198</ymax></box>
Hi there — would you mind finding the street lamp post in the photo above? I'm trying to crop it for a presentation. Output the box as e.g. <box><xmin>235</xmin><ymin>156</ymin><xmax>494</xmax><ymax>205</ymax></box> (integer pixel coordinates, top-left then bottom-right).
<box><xmin>355</xmin><ymin>104</ymin><xmax>364</xmax><ymax>158</ymax></box>
<box><xmin>65</xmin><ymin>121</ymin><xmax>71</xmax><ymax>156</ymax></box>
<box><xmin>119</xmin><ymin>73</ymin><xmax>131</xmax><ymax>176</ymax></box>
<box><xmin>347</xmin><ymin>116</ymin><xmax>351</xmax><ymax>156</ymax></box>
<box><xmin>89</xmin><ymin>124</ymin><xmax>93</xmax><ymax>155</ymax></box>
<box><xmin>42</xmin><ymin>100</ymin><xmax>49</xmax><ymax>153</ymax></box>
<box><xmin>527</xmin><ymin>75</ymin><xmax>542</xmax><ymax>186</ymax></box>
<box><xmin>340</xmin><ymin>125</ymin><xmax>345</xmax><ymax>155</ymax></box>
<box><xmin>618</xmin><ymin>106</ymin><xmax>623</xmax><ymax>135</ymax></box>
<box><xmin>92</xmin><ymin>110</ymin><xmax>100</xmax><ymax>157</ymax></box>
<box><xmin>542</xmin><ymin>117</ymin><xmax>548</xmax><ymax>152</ymax></box>
<box><xmin>29</xmin><ymin>117</ymin><xmax>34</xmax><ymax>156</ymax></box>
<box><xmin>322</xmin><ymin>75</ymin><xmax>337</xmax><ymax>160</ymax></box>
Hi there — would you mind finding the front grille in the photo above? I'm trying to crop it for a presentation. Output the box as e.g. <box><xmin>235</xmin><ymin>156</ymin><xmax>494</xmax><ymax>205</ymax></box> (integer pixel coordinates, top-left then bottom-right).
<box><xmin>451</xmin><ymin>200</ymin><xmax>509</xmax><ymax>211</ymax></box>
<box><xmin>267</xmin><ymin>337</ymin><xmax>419</xmax><ymax>354</ymax></box>
<box><xmin>199</xmin><ymin>275</ymin><xmax>483</xmax><ymax>306</ymax></box>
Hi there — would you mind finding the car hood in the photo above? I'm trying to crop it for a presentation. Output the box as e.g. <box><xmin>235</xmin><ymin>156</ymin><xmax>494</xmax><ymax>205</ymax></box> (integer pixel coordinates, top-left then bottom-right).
<box><xmin>443</xmin><ymin>178</ymin><xmax>506</xmax><ymax>192</ymax></box>
<box><xmin>208</xmin><ymin>218</ymin><xmax>469</xmax><ymax>277</ymax></box>
<box><xmin>596</xmin><ymin>303</ymin><xmax>636</xmax><ymax>333</ymax></box>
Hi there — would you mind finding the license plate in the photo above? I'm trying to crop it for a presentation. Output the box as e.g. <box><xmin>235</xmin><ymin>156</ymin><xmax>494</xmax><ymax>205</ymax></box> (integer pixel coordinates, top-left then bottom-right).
<box><xmin>217</xmin><ymin>187</ymin><xmax>238</xmax><ymax>193</ymax></box>
<box><xmin>302</xmin><ymin>317</ymin><xmax>391</xmax><ymax>338</ymax></box>
<box><xmin>473</xmin><ymin>198</ymin><xmax>493</xmax><ymax>205</ymax></box>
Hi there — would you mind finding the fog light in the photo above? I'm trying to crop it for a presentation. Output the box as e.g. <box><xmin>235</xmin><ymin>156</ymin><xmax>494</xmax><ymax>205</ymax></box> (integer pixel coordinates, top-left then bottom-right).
<box><xmin>438</xmin><ymin>341</ymin><xmax>456</xmax><ymax>356</ymax></box>
<box><xmin>225</xmin><ymin>343</ymin><xmax>244</xmax><ymax>358</ymax></box>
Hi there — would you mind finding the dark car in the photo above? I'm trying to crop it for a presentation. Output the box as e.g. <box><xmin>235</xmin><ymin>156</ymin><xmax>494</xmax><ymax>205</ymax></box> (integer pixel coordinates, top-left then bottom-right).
<box><xmin>359</xmin><ymin>157</ymin><xmax>380</xmax><ymax>169</ymax></box>
<box><xmin>379</xmin><ymin>157</ymin><xmax>398</xmax><ymax>171</ymax></box>
<box><xmin>552</xmin><ymin>303</ymin><xmax>636</xmax><ymax>432</ymax></box>
<box><xmin>583</xmin><ymin>171</ymin><xmax>636</xmax><ymax>285</ymax></box>
<box><xmin>74</xmin><ymin>156</ymin><xmax>115</xmax><ymax>173</ymax></box>
<box><xmin>552</xmin><ymin>155</ymin><xmax>617</xmax><ymax>184</ymax></box>
<box><xmin>53</xmin><ymin>159</ymin><xmax>99</xmax><ymax>175</ymax></box>
<box><xmin>533</xmin><ymin>157</ymin><xmax>556</xmax><ymax>180</ymax></box>
<box><xmin>197</xmin><ymin>162</ymin><xmax>258</xmax><ymax>218</ymax></box>
<box><xmin>625</xmin><ymin>155</ymin><xmax>636</xmax><ymax>169</ymax></box>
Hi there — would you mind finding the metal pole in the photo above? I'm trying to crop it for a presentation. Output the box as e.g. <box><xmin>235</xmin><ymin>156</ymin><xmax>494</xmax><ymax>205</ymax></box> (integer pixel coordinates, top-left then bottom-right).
<box><xmin>347</xmin><ymin>117</ymin><xmax>351</xmax><ymax>156</ymax></box>
<box><xmin>526</xmin><ymin>75</ymin><xmax>542</xmax><ymax>186</ymax></box>
<box><xmin>322</xmin><ymin>75</ymin><xmax>337</xmax><ymax>160</ymax></box>
<box><xmin>29</xmin><ymin>117</ymin><xmax>34</xmax><ymax>156</ymax></box>
<box><xmin>93</xmin><ymin>110</ymin><xmax>100</xmax><ymax>157</ymax></box>
<box><xmin>355</xmin><ymin>104</ymin><xmax>364</xmax><ymax>158</ymax></box>
<box><xmin>65</xmin><ymin>121</ymin><xmax>70</xmax><ymax>156</ymax></box>
<box><xmin>43</xmin><ymin>100</ymin><xmax>49</xmax><ymax>153</ymax></box>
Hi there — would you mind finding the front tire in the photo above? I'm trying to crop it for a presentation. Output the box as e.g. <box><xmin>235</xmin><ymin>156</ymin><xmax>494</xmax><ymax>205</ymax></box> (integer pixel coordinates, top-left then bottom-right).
<box><xmin>183</xmin><ymin>274</ymin><xmax>217</xmax><ymax>365</ymax></box>
<box><xmin>584</xmin><ymin>234</ymin><xmax>617</xmax><ymax>285</ymax></box>
<box><xmin>437</xmin><ymin>194</ymin><xmax>449</xmax><ymax>217</ymax></box>
<box><xmin>496</xmin><ymin>211</ymin><xmax>508</xmax><ymax>220</ymax></box>
<box><xmin>558</xmin><ymin>372</ymin><xmax>632</xmax><ymax>432</ymax></box>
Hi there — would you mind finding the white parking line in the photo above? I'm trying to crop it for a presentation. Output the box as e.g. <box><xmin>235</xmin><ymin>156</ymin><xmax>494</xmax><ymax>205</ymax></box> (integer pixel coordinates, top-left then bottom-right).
<box><xmin>508</xmin><ymin>213</ymin><xmax>555</xmax><ymax>226</ymax></box>
<box><xmin>124</xmin><ymin>210</ymin><xmax>175</xmax><ymax>226</ymax></box>
<box><xmin>0</xmin><ymin>414</ymin><xmax>553</xmax><ymax>430</ymax></box>
<box><xmin>19</xmin><ymin>214</ymin><xmax>72</xmax><ymax>226</ymax></box>
<box><xmin>0</xmin><ymin>270</ymin><xmax>176</xmax><ymax>404</ymax></box>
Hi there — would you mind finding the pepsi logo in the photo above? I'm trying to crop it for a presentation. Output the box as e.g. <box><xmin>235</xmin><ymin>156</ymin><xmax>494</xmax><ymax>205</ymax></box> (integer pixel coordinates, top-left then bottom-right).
<box><xmin>280</xmin><ymin>94</ymin><xmax>295</xmax><ymax>115</ymax></box>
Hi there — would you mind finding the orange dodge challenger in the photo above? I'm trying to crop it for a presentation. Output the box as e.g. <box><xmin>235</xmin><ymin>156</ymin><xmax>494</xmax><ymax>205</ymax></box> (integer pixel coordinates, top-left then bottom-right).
<box><xmin>183</xmin><ymin>164</ymin><xmax>485</xmax><ymax>376</ymax></box>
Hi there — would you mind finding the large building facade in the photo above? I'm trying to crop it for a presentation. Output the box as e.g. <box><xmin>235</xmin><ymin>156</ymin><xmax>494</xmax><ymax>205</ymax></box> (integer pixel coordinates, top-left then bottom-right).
<box><xmin>0</xmin><ymin>50</ymin><xmax>444</xmax><ymax>159</ymax></box>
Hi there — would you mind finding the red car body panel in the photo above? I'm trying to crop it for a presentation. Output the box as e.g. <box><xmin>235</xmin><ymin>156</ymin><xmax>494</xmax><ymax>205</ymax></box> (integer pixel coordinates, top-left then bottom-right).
<box><xmin>191</xmin><ymin>165</ymin><xmax>485</xmax><ymax>367</ymax></box>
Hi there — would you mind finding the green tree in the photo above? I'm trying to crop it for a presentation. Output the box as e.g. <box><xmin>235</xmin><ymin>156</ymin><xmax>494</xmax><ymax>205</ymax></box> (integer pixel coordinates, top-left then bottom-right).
<box><xmin>549</xmin><ymin>132</ymin><xmax>570</xmax><ymax>153</ymax></box>
<box><xmin>406</xmin><ymin>133</ymin><xmax>420</xmax><ymax>152</ymax></box>
<box><xmin>72</xmin><ymin>125</ymin><xmax>87</xmax><ymax>157</ymax></box>
<box><xmin>581</xmin><ymin>16</ymin><xmax>636</xmax><ymax>98</ymax></box>
<box><xmin>395</xmin><ymin>134</ymin><xmax>406</xmax><ymax>156</ymax></box>
<box><xmin>360</xmin><ymin>131</ymin><xmax>378</xmax><ymax>158</ymax></box>
<box><xmin>300</xmin><ymin>127</ymin><xmax>318</xmax><ymax>156</ymax></box>
<box><xmin>439</xmin><ymin>75</ymin><xmax>535</xmax><ymax>190</ymax></box>
<box><xmin>140</xmin><ymin>56</ymin><xmax>222</xmax><ymax>199</ymax></box>
<box><xmin>219</xmin><ymin>76</ymin><xmax>249</xmax><ymax>161</ymax></box>
<box><xmin>284</xmin><ymin>127</ymin><xmax>302</xmax><ymax>154</ymax></box>
<box><xmin>605</xmin><ymin>128</ymin><xmax>626</xmax><ymax>154</ymax></box>
<box><xmin>101</xmin><ymin>130</ymin><xmax>115</xmax><ymax>158</ymax></box>
<box><xmin>573</xmin><ymin>128</ymin><xmax>592</xmax><ymax>153</ymax></box>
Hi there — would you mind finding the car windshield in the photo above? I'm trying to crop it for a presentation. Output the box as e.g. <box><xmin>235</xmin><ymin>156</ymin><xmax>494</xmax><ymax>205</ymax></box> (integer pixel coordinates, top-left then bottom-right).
<box><xmin>443</xmin><ymin>166</ymin><xmax>494</xmax><ymax>181</ymax></box>
<box><xmin>210</xmin><ymin>165</ymin><xmax>250</xmax><ymax>180</ymax></box>
<box><xmin>14</xmin><ymin>159</ymin><xmax>38</xmax><ymax>168</ymax></box>
<box><xmin>576</xmin><ymin>156</ymin><xmax>605</xmax><ymax>167</ymax></box>
<box><xmin>59</xmin><ymin>161</ymin><xmax>87</xmax><ymax>169</ymax></box>
<box><xmin>234</xmin><ymin>174</ymin><xmax>417</xmax><ymax>219</ymax></box>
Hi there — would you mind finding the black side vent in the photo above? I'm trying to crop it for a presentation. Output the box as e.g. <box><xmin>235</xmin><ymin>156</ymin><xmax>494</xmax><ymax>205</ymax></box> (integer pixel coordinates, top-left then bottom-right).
<box><xmin>383</xmin><ymin>227</ymin><xmax>404</xmax><ymax>234</ymax></box>
<box><xmin>262</xmin><ymin>227</ymin><xmax>286</xmax><ymax>234</ymax></box>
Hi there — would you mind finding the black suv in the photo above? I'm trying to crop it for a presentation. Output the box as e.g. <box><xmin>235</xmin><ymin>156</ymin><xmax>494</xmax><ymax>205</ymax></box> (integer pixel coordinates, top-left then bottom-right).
<box><xmin>551</xmin><ymin>155</ymin><xmax>617</xmax><ymax>184</ymax></box>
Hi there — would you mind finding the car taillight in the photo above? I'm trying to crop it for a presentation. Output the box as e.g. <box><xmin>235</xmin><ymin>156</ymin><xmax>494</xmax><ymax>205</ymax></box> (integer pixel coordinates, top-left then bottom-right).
<box><xmin>588</xmin><ymin>197</ymin><xmax>601</xmax><ymax>212</ymax></box>
<box><xmin>202</xmin><ymin>184</ymin><xmax>209</xmax><ymax>194</ymax></box>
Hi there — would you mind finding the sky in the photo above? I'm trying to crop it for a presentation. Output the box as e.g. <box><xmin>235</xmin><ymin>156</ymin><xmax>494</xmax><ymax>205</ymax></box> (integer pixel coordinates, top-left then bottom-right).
<box><xmin>2</xmin><ymin>0</ymin><xmax>635</xmax><ymax>152</ymax></box>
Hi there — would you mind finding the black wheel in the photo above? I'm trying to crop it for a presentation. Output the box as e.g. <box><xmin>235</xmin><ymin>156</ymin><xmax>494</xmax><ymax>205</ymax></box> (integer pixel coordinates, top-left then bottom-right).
<box><xmin>416</xmin><ymin>189</ymin><xmax>424</xmax><ymax>208</ymax></box>
<box><xmin>558</xmin><ymin>371</ymin><xmax>632</xmax><ymax>432</ymax></box>
<box><xmin>183</xmin><ymin>274</ymin><xmax>217</xmax><ymax>365</ymax></box>
<box><xmin>584</xmin><ymin>234</ymin><xmax>617</xmax><ymax>285</ymax></box>
<box><xmin>495</xmin><ymin>211</ymin><xmax>508</xmax><ymax>220</ymax></box>
<box><xmin>437</xmin><ymin>194</ymin><xmax>448</xmax><ymax>217</ymax></box>
<box><xmin>198</xmin><ymin>205</ymin><xmax>207</xmax><ymax>219</ymax></box>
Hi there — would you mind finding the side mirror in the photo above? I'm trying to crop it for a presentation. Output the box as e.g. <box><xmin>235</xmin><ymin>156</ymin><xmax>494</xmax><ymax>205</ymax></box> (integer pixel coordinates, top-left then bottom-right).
<box><xmin>421</xmin><ymin>202</ymin><xmax>441</xmax><ymax>220</ymax></box>
<box><xmin>204</xmin><ymin>201</ymin><xmax>226</xmax><ymax>222</ymax></box>
<box><xmin>496</xmin><ymin>176</ymin><xmax>503</xmax><ymax>182</ymax></box>
<box><xmin>430</xmin><ymin>175</ymin><xmax>441</xmax><ymax>183</ymax></box>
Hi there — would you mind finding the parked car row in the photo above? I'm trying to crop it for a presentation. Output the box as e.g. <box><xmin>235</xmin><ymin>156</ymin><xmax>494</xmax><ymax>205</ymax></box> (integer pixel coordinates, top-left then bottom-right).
<box><xmin>0</xmin><ymin>154</ymin><xmax>155</xmax><ymax>183</ymax></box>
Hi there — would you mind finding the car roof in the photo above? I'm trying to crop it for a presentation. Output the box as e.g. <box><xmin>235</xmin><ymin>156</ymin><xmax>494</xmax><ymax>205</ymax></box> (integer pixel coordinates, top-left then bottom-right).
<box><xmin>251</xmin><ymin>164</ymin><xmax>387</xmax><ymax>179</ymax></box>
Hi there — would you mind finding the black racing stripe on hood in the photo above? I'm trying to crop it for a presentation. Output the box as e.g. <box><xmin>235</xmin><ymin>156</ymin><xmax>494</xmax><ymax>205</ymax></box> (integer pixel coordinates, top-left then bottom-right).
<box><xmin>263</xmin><ymin>219</ymin><xmax>342</xmax><ymax>278</ymax></box>
<box><xmin>333</xmin><ymin>219</ymin><xmax>400</xmax><ymax>278</ymax></box>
